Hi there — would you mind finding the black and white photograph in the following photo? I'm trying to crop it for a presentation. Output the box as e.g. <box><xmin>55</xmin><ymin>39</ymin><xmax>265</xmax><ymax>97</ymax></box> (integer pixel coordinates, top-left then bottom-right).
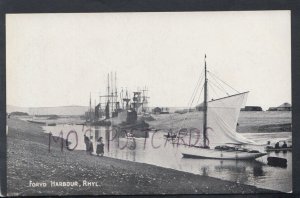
<box><xmin>5</xmin><ymin>10</ymin><xmax>292</xmax><ymax>195</ymax></box>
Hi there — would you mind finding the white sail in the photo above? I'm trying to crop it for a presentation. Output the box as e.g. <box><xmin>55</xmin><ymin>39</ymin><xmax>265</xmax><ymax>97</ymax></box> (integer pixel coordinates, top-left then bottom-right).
<box><xmin>206</xmin><ymin>92</ymin><xmax>256</xmax><ymax>146</ymax></box>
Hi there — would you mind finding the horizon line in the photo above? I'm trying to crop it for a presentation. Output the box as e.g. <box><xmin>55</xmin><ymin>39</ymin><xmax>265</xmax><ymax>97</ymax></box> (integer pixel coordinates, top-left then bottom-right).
<box><xmin>7</xmin><ymin>102</ymin><xmax>292</xmax><ymax>109</ymax></box>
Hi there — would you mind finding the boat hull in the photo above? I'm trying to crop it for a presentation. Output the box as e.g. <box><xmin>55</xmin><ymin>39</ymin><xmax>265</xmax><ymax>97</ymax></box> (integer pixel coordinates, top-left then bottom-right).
<box><xmin>111</xmin><ymin>110</ymin><xmax>137</xmax><ymax>125</ymax></box>
<box><xmin>265</xmin><ymin>147</ymin><xmax>292</xmax><ymax>152</ymax></box>
<box><xmin>180</xmin><ymin>147</ymin><xmax>267</xmax><ymax>160</ymax></box>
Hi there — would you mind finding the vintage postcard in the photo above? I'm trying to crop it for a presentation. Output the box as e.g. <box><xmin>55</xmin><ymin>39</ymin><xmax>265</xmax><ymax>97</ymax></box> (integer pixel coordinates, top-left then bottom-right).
<box><xmin>5</xmin><ymin>11</ymin><xmax>292</xmax><ymax>195</ymax></box>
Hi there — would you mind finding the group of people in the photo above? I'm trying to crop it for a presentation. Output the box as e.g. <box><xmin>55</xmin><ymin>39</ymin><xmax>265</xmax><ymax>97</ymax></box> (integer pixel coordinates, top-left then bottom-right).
<box><xmin>84</xmin><ymin>135</ymin><xmax>104</xmax><ymax>156</ymax></box>
<box><xmin>275</xmin><ymin>141</ymin><xmax>288</xmax><ymax>149</ymax></box>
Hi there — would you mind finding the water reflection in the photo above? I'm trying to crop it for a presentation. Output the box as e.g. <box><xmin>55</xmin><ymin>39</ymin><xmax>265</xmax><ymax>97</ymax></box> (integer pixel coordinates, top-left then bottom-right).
<box><xmin>253</xmin><ymin>164</ymin><xmax>264</xmax><ymax>177</ymax></box>
<box><xmin>43</xmin><ymin>124</ymin><xmax>292</xmax><ymax>192</ymax></box>
<box><xmin>95</xmin><ymin>126</ymin><xmax>100</xmax><ymax>143</ymax></box>
<box><xmin>105</xmin><ymin>127</ymin><xmax>110</xmax><ymax>152</ymax></box>
<box><xmin>200</xmin><ymin>166</ymin><xmax>209</xmax><ymax>176</ymax></box>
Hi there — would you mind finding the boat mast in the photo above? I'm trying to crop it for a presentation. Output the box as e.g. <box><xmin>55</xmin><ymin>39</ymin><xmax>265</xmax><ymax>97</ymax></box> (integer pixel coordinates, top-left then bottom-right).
<box><xmin>203</xmin><ymin>54</ymin><xmax>208</xmax><ymax>147</ymax></box>
<box><xmin>89</xmin><ymin>92</ymin><xmax>92</xmax><ymax>122</ymax></box>
<box><xmin>107</xmin><ymin>73</ymin><xmax>110</xmax><ymax>118</ymax></box>
<box><xmin>111</xmin><ymin>71</ymin><xmax>113</xmax><ymax>117</ymax></box>
<box><xmin>115</xmin><ymin>71</ymin><xmax>118</xmax><ymax>110</ymax></box>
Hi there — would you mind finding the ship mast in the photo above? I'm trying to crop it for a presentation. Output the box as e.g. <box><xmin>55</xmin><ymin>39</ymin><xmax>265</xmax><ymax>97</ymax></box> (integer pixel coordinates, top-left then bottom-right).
<box><xmin>111</xmin><ymin>71</ymin><xmax>113</xmax><ymax>117</ymax></box>
<box><xmin>115</xmin><ymin>71</ymin><xmax>118</xmax><ymax>110</ymax></box>
<box><xmin>107</xmin><ymin>73</ymin><xmax>110</xmax><ymax>119</ymax></box>
<box><xmin>89</xmin><ymin>92</ymin><xmax>92</xmax><ymax>122</ymax></box>
<box><xmin>203</xmin><ymin>54</ymin><xmax>208</xmax><ymax>148</ymax></box>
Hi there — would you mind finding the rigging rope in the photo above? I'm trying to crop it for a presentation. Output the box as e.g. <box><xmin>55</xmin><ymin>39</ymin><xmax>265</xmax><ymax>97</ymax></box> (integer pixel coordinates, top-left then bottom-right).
<box><xmin>208</xmin><ymin>77</ymin><xmax>229</xmax><ymax>96</ymax></box>
<box><xmin>189</xmin><ymin>77</ymin><xmax>204</xmax><ymax>108</ymax></box>
<box><xmin>196</xmin><ymin>83</ymin><xmax>205</xmax><ymax>105</ymax></box>
<box><xmin>175</xmin><ymin>67</ymin><xmax>243</xmax><ymax>146</ymax></box>
<box><xmin>176</xmin><ymin>68</ymin><xmax>204</xmax><ymax>134</ymax></box>
<box><xmin>187</xmin><ymin>69</ymin><xmax>204</xmax><ymax>108</ymax></box>
<box><xmin>208</xmin><ymin>82</ymin><xmax>221</xmax><ymax>101</ymax></box>
<box><xmin>208</xmin><ymin>71</ymin><xmax>240</xmax><ymax>94</ymax></box>
<box><xmin>208</xmin><ymin>72</ymin><xmax>229</xmax><ymax>96</ymax></box>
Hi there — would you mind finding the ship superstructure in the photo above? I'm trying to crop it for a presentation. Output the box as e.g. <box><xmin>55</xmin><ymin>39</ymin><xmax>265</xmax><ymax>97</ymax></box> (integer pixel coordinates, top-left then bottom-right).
<box><xmin>86</xmin><ymin>72</ymin><xmax>150</xmax><ymax>125</ymax></box>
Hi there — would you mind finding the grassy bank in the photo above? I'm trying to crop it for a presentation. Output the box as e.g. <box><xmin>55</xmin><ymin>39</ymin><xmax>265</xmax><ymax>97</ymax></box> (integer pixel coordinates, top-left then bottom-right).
<box><xmin>7</xmin><ymin>118</ymin><xmax>278</xmax><ymax>196</ymax></box>
<box><xmin>147</xmin><ymin>111</ymin><xmax>291</xmax><ymax>133</ymax></box>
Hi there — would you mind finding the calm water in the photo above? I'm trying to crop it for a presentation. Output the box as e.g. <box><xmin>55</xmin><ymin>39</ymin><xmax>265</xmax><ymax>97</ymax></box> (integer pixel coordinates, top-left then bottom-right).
<box><xmin>43</xmin><ymin>124</ymin><xmax>292</xmax><ymax>193</ymax></box>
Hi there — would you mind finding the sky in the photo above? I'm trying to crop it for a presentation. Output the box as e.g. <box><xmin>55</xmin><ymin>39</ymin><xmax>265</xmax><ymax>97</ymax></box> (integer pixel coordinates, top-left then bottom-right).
<box><xmin>6</xmin><ymin>11</ymin><xmax>291</xmax><ymax>110</ymax></box>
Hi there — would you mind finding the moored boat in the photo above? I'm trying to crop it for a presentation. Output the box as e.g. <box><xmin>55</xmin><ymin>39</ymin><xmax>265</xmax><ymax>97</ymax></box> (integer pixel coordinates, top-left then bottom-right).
<box><xmin>265</xmin><ymin>147</ymin><xmax>292</xmax><ymax>152</ymax></box>
<box><xmin>180</xmin><ymin>55</ymin><xmax>267</xmax><ymax>160</ymax></box>
<box><xmin>181</xmin><ymin>146</ymin><xmax>266</xmax><ymax>160</ymax></box>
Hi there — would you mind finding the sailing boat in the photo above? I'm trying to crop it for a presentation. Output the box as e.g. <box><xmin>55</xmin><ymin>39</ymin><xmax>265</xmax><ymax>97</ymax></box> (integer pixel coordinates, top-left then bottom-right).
<box><xmin>180</xmin><ymin>55</ymin><xmax>267</xmax><ymax>160</ymax></box>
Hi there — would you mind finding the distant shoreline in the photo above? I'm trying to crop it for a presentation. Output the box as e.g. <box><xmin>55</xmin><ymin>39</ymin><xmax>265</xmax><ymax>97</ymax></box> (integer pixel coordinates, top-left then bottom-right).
<box><xmin>147</xmin><ymin>111</ymin><xmax>292</xmax><ymax>133</ymax></box>
<box><xmin>7</xmin><ymin>104</ymin><xmax>292</xmax><ymax>116</ymax></box>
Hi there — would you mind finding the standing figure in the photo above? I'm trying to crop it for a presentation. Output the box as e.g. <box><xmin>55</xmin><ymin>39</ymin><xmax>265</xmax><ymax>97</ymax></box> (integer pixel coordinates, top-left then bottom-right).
<box><xmin>89</xmin><ymin>140</ymin><xmax>94</xmax><ymax>155</ymax></box>
<box><xmin>84</xmin><ymin>135</ymin><xmax>90</xmax><ymax>153</ymax></box>
<box><xmin>282</xmin><ymin>141</ymin><xmax>287</xmax><ymax>148</ymax></box>
<box><xmin>96</xmin><ymin>137</ymin><xmax>104</xmax><ymax>156</ymax></box>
